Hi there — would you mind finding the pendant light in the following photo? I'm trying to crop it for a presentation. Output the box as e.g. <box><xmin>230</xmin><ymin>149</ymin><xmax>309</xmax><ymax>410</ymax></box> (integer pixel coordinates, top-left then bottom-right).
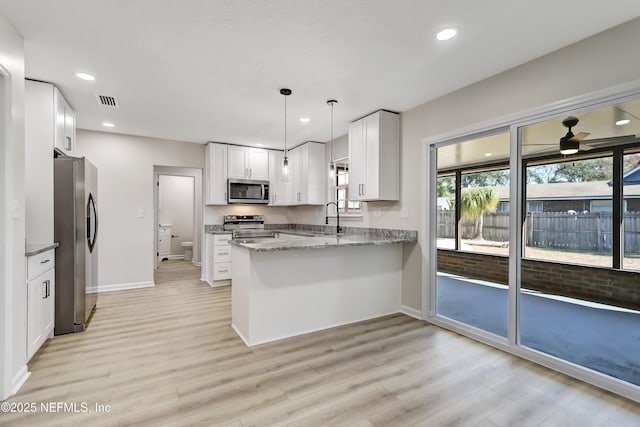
<box><xmin>280</xmin><ymin>88</ymin><xmax>292</xmax><ymax>175</ymax></box>
<box><xmin>327</xmin><ymin>99</ymin><xmax>338</xmax><ymax>186</ymax></box>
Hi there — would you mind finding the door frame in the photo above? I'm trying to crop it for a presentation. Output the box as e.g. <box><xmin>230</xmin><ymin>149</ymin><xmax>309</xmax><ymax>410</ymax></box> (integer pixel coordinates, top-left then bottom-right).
<box><xmin>422</xmin><ymin>79</ymin><xmax>640</xmax><ymax>403</ymax></box>
<box><xmin>0</xmin><ymin>61</ymin><xmax>12</xmax><ymax>401</ymax></box>
<box><xmin>153</xmin><ymin>166</ymin><xmax>203</xmax><ymax>269</ymax></box>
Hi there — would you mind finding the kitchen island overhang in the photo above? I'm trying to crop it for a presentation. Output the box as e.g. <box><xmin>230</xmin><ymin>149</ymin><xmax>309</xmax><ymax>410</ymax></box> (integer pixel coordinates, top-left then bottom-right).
<box><xmin>229</xmin><ymin>230</ymin><xmax>417</xmax><ymax>346</ymax></box>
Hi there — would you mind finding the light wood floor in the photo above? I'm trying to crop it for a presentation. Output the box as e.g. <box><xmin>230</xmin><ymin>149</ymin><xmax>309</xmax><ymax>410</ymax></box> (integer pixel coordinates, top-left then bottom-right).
<box><xmin>2</xmin><ymin>260</ymin><xmax>639</xmax><ymax>426</ymax></box>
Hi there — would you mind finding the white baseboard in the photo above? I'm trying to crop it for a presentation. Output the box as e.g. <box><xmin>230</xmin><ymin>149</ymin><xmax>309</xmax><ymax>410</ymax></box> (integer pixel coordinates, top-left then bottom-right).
<box><xmin>10</xmin><ymin>365</ymin><xmax>30</xmax><ymax>397</ymax></box>
<box><xmin>205</xmin><ymin>279</ymin><xmax>231</xmax><ymax>288</ymax></box>
<box><xmin>88</xmin><ymin>281</ymin><xmax>155</xmax><ymax>293</ymax></box>
<box><xmin>194</xmin><ymin>261</ymin><xmax>202</xmax><ymax>267</ymax></box>
<box><xmin>400</xmin><ymin>305</ymin><xmax>422</xmax><ymax>320</ymax></box>
<box><xmin>231</xmin><ymin>324</ymin><xmax>250</xmax><ymax>346</ymax></box>
<box><xmin>165</xmin><ymin>255</ymin><xmax>184</xmax><ymax>260</ymax></box>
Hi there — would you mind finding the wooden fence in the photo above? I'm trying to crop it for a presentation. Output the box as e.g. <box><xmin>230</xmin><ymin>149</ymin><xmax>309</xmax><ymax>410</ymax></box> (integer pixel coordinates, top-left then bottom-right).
<box><xmin>437</xmin><ymin>210</ymin><xmax>640</xmax><ymax>253</ymax></box>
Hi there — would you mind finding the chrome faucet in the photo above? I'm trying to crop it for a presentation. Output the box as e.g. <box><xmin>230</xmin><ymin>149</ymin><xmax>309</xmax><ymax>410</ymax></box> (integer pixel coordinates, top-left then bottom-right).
<box><xmin>325</xmin><ymin>202</ymin><xmax>342</xmax><ymax>234</ymax></box>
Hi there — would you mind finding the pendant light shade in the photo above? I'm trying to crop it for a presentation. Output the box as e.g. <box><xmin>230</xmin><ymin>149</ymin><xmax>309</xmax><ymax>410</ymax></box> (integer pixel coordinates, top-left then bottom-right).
<box><xmin>327</xmin><ymin>99</ymin><xmax>338</xmax><ymax>187</ymax></box>
<box><xmin>280</xmin><ymin>88</ymin><xmax>292</xmax><ymax>175</ymax></box>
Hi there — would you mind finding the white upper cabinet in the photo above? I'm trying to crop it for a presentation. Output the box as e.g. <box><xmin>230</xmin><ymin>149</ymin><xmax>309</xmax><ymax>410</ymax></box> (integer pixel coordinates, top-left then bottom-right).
<box><xmin>205</xmin><ymin>143</ymin><xmax>228</xmax><ymax>205</ymax></box>
<box><xmin>53</xmin><ymin>87</ymin><xmax>75</xmax><ymax>156</ymax></box>
<box><xmin>348</xmin><ymin>110</ymin><xmax>399</xmax><ymax>201</ymax></box>
<box><xmin>247</xmin><ymin>148</ymin><xmax>269</xmax><ymax>180</ymax></box>
<box><xmin>268</xmin><ymin>150</ymin><xmax>292</xmax><ymax>206</ymax></box>
<box><xmin>227</xmin><ymin>146</ymin><xmax>269</xmax><ymax>180</ymax></box>
<box><xmin>25</xmin><ymin>80</ymin><xmax>76</xmax><ymax>243</ymax></box>
<box><xmin>289</xmin><ymin>142</ymin><xmax>325</xmax><ymax>205</ymax></box>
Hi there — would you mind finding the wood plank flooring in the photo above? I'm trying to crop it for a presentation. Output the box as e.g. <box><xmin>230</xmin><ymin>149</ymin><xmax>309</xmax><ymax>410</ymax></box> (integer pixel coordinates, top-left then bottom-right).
<box><xmin>2</xmin><ymin>260</ymin><xmax>638</xmax><ymax>426</ymax></box>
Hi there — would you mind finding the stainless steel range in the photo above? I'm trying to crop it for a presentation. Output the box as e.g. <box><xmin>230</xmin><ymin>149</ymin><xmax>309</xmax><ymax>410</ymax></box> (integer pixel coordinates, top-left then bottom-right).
<box><xmin>223</xmin><ymin>215</ymin><xmax>279</xmax><ymax>239</ymax></box>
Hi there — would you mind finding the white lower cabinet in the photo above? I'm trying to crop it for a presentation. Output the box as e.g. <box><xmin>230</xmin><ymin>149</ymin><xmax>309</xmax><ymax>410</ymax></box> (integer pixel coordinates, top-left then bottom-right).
<box><xmin>205</xmin><ymin>233</ymin><xmax>232</xmax><ymax>285</ymax></box>
<box><xmin>27</xmin><ymin>250</ymin><xmax>55</xmax><ymax>360</ymax></box>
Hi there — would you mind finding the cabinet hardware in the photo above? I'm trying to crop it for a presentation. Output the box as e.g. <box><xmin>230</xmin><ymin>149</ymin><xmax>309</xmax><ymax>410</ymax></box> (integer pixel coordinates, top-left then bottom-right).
<box><xmin>42</xmin><ymin>281</ymin><xmax>47</xmax><ymax>299</ymax></box>
<box><xmin>218</xmin><ymin>269</ymin><xmax>229</xmax><ymax>273</ymax></box>
<box><xmin>46</xmin><ymin>280</ymin><xmax>50</xmax><ymax>298</ymax></box>
<box><xmin>219</xmin><ymin>252</ymin><xmax>229</xmax><ymax>255</ymax></box>
<box><xmin>40</xmin><ymin>259</ymin><xmax>50</xmax><ymax>264</ymax></box>
<box><xmin>65</xmin><ymin>136</ymin><xmax>71</xmax><ymax>150</ymax></box>
<box><xmin>362</xmin><ymin>183</ymin><xmax>365</xmax><ymax>195</ymax></box>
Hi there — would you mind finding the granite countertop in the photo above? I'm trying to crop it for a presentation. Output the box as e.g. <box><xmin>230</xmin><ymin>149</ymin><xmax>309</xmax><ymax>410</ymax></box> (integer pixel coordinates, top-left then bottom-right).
<box><xmin>228</xmin><ymin>229</ymin><xmax>417</xmax><ymax>252</ymax></box>
<box><xmin>26</xmin><ymin>242</ymin><xmax>59</xmax><ymax>257</ymax></box>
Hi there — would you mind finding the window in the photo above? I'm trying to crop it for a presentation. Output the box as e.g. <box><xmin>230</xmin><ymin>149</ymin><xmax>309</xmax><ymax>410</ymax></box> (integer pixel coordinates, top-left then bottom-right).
<box><xmin>525</xmin><ymin>156</ymin><xmax>613</xmax><ymax>268</ymax></box>
<box><xmin>333</xmin><ymin>158</ymin><xmax>361</xmax><ymax>214</ymax></box>
<box><xmin>623</xmin><ymin>150</ymin><xmax>640</xmax><ymax>271</ymax></box>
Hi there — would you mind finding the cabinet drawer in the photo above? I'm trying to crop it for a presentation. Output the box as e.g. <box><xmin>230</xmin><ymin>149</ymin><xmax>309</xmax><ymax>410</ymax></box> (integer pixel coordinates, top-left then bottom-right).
<box><xmin>27</xmin><ymin>250</ymin><xmax>55</xmax><ymax>281</ymax></box>
<box><xmin>213</xmin><ymin>234</ymin><xmax>232</xmax><ymax>246</ymax></box>
<box><xmin>214</xmin><ymin>246</ymin><xmax>231</xmax><ymax>262</ymax></box>
<box><xmin>213</xmin><ymin>262</ymin><xmax>231</xmax><ymax>280</ymax></box>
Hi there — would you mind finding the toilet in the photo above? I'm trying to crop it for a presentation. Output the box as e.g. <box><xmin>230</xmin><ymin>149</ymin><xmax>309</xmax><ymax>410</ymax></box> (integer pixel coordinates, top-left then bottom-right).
<box><xmin>181</xmin><ymin>241</ymin><xmax>193</xmax><ymax>262</ymax></box>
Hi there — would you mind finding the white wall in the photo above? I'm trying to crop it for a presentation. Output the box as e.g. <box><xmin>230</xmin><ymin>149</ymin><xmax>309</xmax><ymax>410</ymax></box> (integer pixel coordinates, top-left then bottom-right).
<box><xmin>293</xmin><ymin>17</ymin><xmax>640</xmax><ymax>312</ymax></box>
<box><xmin>76</xmin><ymin>130</ymin><xmax>205</xmax><ymax>290</ymax></box>
<box><xmin>0</xmin><ymin>7</ymin><xmax>26</xmax><ymax>400</ymax></box>
<box><xmin>158</xmin><ymin>175</ymin><xmax>194</xmax><ymax>255</ymax></box>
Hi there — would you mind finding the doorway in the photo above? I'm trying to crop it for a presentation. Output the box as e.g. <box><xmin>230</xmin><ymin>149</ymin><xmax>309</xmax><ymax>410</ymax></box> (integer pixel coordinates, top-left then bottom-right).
<box><xmin>153</xmin><ymin>166</ymin><xmax>203</xmax><ymax>270</ymax></box>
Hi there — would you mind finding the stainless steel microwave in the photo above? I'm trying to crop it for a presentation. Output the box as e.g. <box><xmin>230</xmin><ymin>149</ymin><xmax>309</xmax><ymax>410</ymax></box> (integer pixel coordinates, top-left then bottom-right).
<box><xmin>227</xmin><ymin>179</ymin><xmax>270</xmax><ymax>204</ymax></box>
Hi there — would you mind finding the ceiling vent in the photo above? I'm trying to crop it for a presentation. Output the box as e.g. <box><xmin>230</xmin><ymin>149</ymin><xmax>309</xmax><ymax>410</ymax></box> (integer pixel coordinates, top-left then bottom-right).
<box><xmin>95</xmin><ymin>94</ymin><xmax>119</xmax><ymax>108</ymax></box>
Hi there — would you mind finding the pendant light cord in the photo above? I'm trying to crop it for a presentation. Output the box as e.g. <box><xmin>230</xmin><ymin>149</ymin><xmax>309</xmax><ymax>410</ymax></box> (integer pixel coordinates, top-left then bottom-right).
<box><xmin>327</xmin><ymin>99</ymin><xmax>338</xmax><ymax>164</ymax></box>
<box><xmin>284</xmin><ymin>94</ymin><xmax>287</xmax><ymax>155</ymax></box>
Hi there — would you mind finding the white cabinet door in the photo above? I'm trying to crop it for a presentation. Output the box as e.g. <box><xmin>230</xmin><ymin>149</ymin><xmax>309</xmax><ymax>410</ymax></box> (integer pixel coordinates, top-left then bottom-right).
<box><xmin>63</xmin><ymin>100</ymin><xmax>76</xmax><ymax>155</ymax></box>
<box><xmin>288</xmin><ymin>143</ymin><xmax>325</xmax><ymax>205</ymax></box>
<box><xmin>348</xmin><ymin>111</ymin><xmax>399</xmax><ymax>201</ymax></box>
<box><xmin>305</xmin><ymin>142</ymin><xmax>325</xmax><ymax>205</ymax></box>
<box><xmin>247</xmin><ymin>148</ymin><xmax>269</xmax><ymax>180</ymax></box>
<box><xmin>269</xmin><ymin>150</ymin><xmax>292</xmax><ymax>205</ymax></box>
<box><xmin>27</xmin><ymin>271</ymin><xmax>48</xmax><ymax>359</ymax></box>
<box><xmin>205</xmin><ymin>143</ymin><xmax>228</xmax><ymax>205</ymax></box>
<box><xmin>205</xmin><ymin>233</ymin><xmax>215</xmax><ymax>283</ymax></box>
<box><xmin>363</xmin><ymin>113</ymin><xmax>380</xmax><ymax>199</ymax></box>
<box><xmin>228</xmin><ymin>146</ymin><xmax>249</xmax><ymax>179</ymax></box>
<box><xmin>42</xmin><ymin>269</ymin><xmax>55</xmax><ymax>337</ymax></box>
<box><xmin>27</xmin><ymin>261</ymin><xmax>55</xmax><ymax>360</ymax></box>
<box><xmin>53</xmin><ymin>88</ymin><xmax>74</xmax><ymax>156</ymax></box>
<box><xmin>349</xmin><ymin>119</ymin><xmax>366</xmax><ymax>201</ymax></box>
<box><xmin>53</xmin><ymin>88</ymin><xmax>67</xmax><ymax>155</ymax></box>
<box><xmin>290</xmin><ymin>146</ymin><xmax>304</xmax><ymax>204</ymax></box>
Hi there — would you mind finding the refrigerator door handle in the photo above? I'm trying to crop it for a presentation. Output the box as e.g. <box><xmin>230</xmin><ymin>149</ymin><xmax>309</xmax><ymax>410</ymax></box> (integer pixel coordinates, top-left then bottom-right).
<box><xmin>87</xmin><ymin>192</ymin><xmax>98</xmax><ymax>253</ymax></box>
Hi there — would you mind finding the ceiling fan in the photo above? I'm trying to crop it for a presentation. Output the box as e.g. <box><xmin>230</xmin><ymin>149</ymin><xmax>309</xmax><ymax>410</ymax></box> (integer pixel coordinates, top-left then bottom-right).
<box><xmin>522</xmin><ymin>114</ymin><xmax>638</xmax><ymax>156</ymax></box>
<box><xmin>558</xmin><ymin>116</ymin><xmax>590</xmax><ymax>155</ymax></box>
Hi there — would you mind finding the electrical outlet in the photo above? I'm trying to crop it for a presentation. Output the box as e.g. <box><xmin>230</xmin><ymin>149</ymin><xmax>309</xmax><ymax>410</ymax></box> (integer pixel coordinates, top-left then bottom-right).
<box><xmin>373</xmin><ymin>208</ymin><xmax>382</xmax><ymax>217</ymax></box>
<box><xmin>400</xmin><ymin>207</ymin><xmax>409</xmax><ymax>218</ymax></box>
<box><xmin>137</xmin><ymin>209</ymin><xmax>145</xmax><ymax>218</ymax></box>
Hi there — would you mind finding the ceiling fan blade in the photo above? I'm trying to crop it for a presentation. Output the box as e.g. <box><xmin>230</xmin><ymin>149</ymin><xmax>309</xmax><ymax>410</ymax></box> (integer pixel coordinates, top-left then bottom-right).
<box><xmin>580</xmin><ymin>143</ymin><xmax>595</xmax><ymax>151</ymax></box>
<box><xmin>521</xmin><ymin>143</ymin><xmax>558</xmax><ymax>146</ymax></box>
<box><xmin>569</xmin><ymin>132</ymin><xmax>590</xmax><ymax>142</ymax></box>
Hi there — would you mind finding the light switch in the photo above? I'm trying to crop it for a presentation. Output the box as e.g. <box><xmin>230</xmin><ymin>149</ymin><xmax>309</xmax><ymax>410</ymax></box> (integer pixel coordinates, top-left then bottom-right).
<box><xmin>400</xmin><ymin>207</ymin><xmax>409</xmax><ymax>218</ymax></box>
<box><xmin>137</xmin><ymin>209</ymin><xmax>145</xmax><ymax>218</ymax></box>
<box><xmin>12</xmin><ymin>200</ymin><xmax>19</xmax><ymax>219</ymax></box>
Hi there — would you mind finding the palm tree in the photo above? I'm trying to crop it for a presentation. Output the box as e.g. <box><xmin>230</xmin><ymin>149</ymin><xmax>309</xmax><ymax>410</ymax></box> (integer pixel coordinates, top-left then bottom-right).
<box><xmin>461</xmin><ymin>187</ymin><xmax>499</xmax><ymax>240</ymax></box>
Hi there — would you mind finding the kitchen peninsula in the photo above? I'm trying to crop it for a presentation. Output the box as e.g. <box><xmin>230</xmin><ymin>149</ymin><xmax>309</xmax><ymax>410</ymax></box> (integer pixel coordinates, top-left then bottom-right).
<box><xmin>229</xmin><ymin>226</ymin><xmax>417</xmax><ymax>346</ymax></box>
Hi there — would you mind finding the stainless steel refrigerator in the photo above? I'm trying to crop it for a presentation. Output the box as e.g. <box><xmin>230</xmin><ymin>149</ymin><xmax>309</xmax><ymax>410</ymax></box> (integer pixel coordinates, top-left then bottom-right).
<box><xmin>54</xmin><ymin>156</ymin><xmax>98</xmax><ymax>334</ymax></box>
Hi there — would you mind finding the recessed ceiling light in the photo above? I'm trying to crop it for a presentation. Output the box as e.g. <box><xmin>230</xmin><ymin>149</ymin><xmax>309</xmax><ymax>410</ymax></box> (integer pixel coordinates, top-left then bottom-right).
<box><xmin>436</xmin><ymin>28</ymin><xmax>458</xmax><ymax>41</ymax></box>
<box><xmin>102</xmin><ymin>122</ymin><xmax>115</xmax><ymax>128</ymax></box>
<box><xmin>616</xmin><ymin>119</ymin><xmax>630</xmax><ymax>126</ymax></box>
<box><xmin>485</xmin><ymin>152</ymin><xmax>492</xmax><ymax>157</ymax></box>
<box><xmin>76</xmin><ymin>72</ymin><xmax>95</xmax><ymax>81</ymax></box>
<box><xmin>255</xmin><ymin>143</ymin><xmax>265</xmax><ymax>147</ymax></box>
<box><xmin>299</xmin><ymin>117</ymin><xmax>311</xmax><ymax>123</ymax></box>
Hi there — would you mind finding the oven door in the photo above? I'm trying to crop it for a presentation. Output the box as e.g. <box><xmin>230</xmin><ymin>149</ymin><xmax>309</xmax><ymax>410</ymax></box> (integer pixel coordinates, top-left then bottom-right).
<box><xmin>227</xmin><ymin>179</ymin><xmax>269</xmax><ymax>204</ymax></box>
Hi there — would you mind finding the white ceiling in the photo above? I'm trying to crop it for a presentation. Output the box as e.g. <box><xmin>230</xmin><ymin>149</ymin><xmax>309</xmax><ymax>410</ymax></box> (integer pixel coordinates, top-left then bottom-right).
<box><xmin>436</xmin><ymin>99</ymin><xmax>640</xmax><ymax>170</ymax></box>
<box><xmin>2</xmin><ymin>0</ymin><xmax>640</xmax><ymax>148</ymax></box>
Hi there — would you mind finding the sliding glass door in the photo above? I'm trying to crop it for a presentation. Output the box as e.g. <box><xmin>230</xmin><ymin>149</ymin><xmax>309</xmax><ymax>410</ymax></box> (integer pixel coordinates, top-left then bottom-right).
<box><xmin>429</xmin><ymin>94</ymin><xmax>640</xmax><ymax>399</ymax></box>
